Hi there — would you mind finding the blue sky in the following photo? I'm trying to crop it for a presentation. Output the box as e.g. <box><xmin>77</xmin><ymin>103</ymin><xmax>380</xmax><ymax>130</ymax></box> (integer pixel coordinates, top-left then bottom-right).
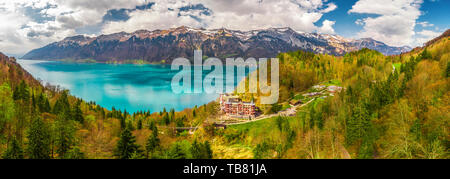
<box><xmin>0</xmin><ymin>0</ymin><xmax>448</xmax><ymax>56</ymax></box>
<box><xmin>318</xmin><ymin>0</ymin><xmax>449</xmax><ymax>38</ymax></box>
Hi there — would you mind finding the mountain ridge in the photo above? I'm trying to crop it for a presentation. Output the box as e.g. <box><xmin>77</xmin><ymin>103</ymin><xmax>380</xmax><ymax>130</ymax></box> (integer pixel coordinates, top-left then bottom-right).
<box><xmin>22</xmin><ymin>26</ymin><xmax>412</xmax><ymax>63</ymax></box>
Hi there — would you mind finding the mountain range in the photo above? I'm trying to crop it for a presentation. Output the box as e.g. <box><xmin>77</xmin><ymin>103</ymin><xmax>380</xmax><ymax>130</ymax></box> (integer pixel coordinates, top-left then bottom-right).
<box><xmin>22</xmin><ymin>26</ymin><xmax>412</xmax><ymax>63</ymax></box>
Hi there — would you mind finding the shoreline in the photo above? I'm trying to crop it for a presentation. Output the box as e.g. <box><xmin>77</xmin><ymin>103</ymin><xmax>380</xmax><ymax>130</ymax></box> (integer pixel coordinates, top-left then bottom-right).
<box><xmin>19</xmin><ymin>58</ymin><xmax>263</xmax><ymax>67</ymax></box>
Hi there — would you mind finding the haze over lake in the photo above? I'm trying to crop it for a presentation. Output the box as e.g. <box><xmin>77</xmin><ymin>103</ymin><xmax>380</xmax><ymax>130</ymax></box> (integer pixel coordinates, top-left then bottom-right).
<box><xmin>18</xmin><ymin>60</ymin><xmax>248</xmax><ymax>113</ymax></box>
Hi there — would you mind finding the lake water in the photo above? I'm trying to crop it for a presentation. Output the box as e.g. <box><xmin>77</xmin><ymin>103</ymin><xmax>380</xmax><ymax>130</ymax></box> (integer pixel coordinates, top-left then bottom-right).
<box><xmin>18</xmin><ymin>60</ymin><xmax>249</xmax><ymax>113</ymax></box>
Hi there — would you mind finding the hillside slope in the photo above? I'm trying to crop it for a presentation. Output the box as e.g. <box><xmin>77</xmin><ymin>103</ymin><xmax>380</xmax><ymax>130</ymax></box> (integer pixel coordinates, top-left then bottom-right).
<box><xmin>1</xmin><ymin>30</ymin><xmax>448</xmax><ymax>159</ymax></box>
<box><xmin>215</xmin><ymin>31</ymin><xmax>449</xmax><ymax>159</ymax></box>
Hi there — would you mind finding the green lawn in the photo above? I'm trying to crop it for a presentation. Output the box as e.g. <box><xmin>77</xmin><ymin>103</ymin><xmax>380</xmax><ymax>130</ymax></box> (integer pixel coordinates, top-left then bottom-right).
<box><xmin>230</xmin><ymin>116</ymin><xmax>279</xmax><ymax>131</ymax></box>
<box><xmin>393</xmin><ymin>63</ymin><xmax>402</xmax><ymax>70</ymax></box>
<box><xmin>322</xmin><ymin>79</ymin><xmax>342</xmax><ymax>86</ymax></box>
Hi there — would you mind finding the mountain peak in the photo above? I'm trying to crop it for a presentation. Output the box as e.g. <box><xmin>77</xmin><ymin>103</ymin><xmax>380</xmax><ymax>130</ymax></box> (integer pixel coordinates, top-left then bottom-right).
<box><xmin>22</xmin><ymin>26</ymin><xmax>413</xmax><ymax>61</ymax></box>
<box><xmin>62</xmin><ymin>35</ymin><xmax>92</xmax><ymax>42</ymax></box>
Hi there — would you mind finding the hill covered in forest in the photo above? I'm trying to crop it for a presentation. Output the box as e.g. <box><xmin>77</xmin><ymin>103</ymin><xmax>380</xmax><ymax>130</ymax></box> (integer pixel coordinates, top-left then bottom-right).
<box><xmin>0</xmin><ymin>29</ymin><xmax>448</xmax><ymax>159</ymax></box>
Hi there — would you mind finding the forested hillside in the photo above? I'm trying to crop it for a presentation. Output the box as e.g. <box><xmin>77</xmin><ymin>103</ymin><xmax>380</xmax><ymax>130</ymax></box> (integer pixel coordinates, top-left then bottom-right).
<box><xmin>219</xmin><ymin>34</ymin><xmax>449</xmax><ymax>159</ymax></box>
<box><xmin>0</xmin><ymin>53</ymin><xmax>217</xmax><ymax>159</ymax></box>
<box><xmin>0</xmin><ymin>31</ymin><xmax>448</xmax><ymax>159</ymax></box>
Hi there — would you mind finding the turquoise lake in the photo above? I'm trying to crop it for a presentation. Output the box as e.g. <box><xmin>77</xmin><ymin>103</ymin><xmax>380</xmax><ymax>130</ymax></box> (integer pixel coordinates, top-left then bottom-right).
<box><xmin>18</xmin><ymin>60</ymin><xmax>249</xmax><ymax>113</ymax></box>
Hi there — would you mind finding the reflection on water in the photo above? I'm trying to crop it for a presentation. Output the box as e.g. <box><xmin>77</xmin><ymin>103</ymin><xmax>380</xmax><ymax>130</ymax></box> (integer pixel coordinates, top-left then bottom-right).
<box><xmin>18</xmin><ymin>60</ymin><xmax>250</xmax><ymax>113</ymax></box>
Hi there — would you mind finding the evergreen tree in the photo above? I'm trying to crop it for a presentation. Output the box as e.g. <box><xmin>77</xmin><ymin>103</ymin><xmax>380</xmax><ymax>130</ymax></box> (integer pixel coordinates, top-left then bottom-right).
<box><xmin>168</xmin><ymin>142</ymin><xmax>187</xmax><ymax>159</ymax></box>
<box><xmin>175</xmin><ymin>116</ymin><xmax>186</xmax><ymax>128</ymax></box>
<box><xmin>163</xmin><ymin>113</ymin><xmax>170</xmax><ymax>125</ymax></box>
<box><xmin>26</xmin><ymin>116</ymin><xmax>51</xmax><ymax>159</ymax></box>
<box><xmin>137</xmin><ymin>119</ymin><xmax>142</xmax><ymax>130</ymax></box>
<box><xmin>253</xmin><ymin>141</ymin><xmax>270</xmax><ymax>159</ymax></box>
<box><xmin>190</xmin><ymin>140</ymin><xmax>202</xmax><ymax>159</ymax></box>
<box><xmin>192</xmin><ymin>106</ymin><xmax>197</xmax><ymax>117</ymax></box>
<box><xmin>148</xmin><ymin>120</ymin><xmax>155</xmax><ymax>130</ymax></box>
<box><xmin>13</xmin><ymin>80</ymin><xmax>29</xmax><ymax>101</ymax></box>
<box><xmin>357</xmin><ymin>128</ymin><xmax>375</xmax><ymax>159</ymax></box>
<box><xmin>53</xmin><ymin>90</ymin><xmax>71</xmax><ymax>116</ymax></box>
<box><xmin>145</xmin><ymin>126</ymin><xmax>160</xmax><ymax>158</ymax></box>
<box><xmin>203</xmin><ymin>141</ymin><xmax>213</xmax><ymax>159</ymax></box>
<box><xmin>420</xmin><ymin>48</ymin><xmax>432</xmax><ymax>60</ymax></box>
<box><xmin>72</xmin><ymin>101</ymin><xmax>84</xmax><ymax>123</ymax></box>
<box><xmin>44</xmin><ymin>96</ymin><xmax>51</xmax><ymax>113</ymax></box>
<box><xmin>127</xmin><ymin>121</ymin><xmax>135</xmax><ymax>131</ymax></box>
<box><xmin>346</xmin><ymin>103</ymin><xmax>371</xmax><ymax>145</ymax></box>
<box><xmin>36</xmin><ymin>93</ymin><xmax>51</xmax><ymax>113</ymax></box>
<box><xmin>54</xmin><ymin>114</ymin><xmax>76</xmax><ymax>158</ymax></box>
<box><xmin>190</xmin><ymin>140</ymin><xmax>213</xmax><ymax>159</ymax></box>
<box><xmin>114</xmin><ymin>126</ymin><xmax>142</xmax><ymax>159</ymax></box>
<box><xmin>169</xmin><ymin>108</ymin><xmax>175</xmax><ymax>121</ymax></box>
<box><xmin>2</xmin><ymin>137</ymin><xmax>24</xmax><ymax>159</ymax></box>
<box><xmin>31</xmin><ymin>92</ymin><xmax>36</xmax><ymax>110</ymax></box>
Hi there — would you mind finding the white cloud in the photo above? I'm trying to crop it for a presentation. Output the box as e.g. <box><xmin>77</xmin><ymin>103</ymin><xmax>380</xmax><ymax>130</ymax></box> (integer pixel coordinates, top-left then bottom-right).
<box><xmin>349</xmin><ymin>0</ymin><xmax>423</xmax><ymax>47</ymax></box>
<box><xmin>0</xmin><ymin>0</ymin><xmax>147</xmax><ymax>56</ymax></box>
<box><xmin>320</xmin><ymin>3</ymin><xmax>337</xmax><ymax>13</ymax></box>
<box><xmin>0</xmin><ymin>0</ymin><xmax>338</xmax><ymax>56</ymax></box>
<box><xmin>417</xmin><ymin>21</ymin><xmax>434</xmax><ymax>27</ymax></box>
<box><xmin>318</xmin><ymin>20</ymin><xmax>336</xmax><ymax>34</ymax></box>
<box><xmin>417</xmin><ymin>29</ymin><xmax>441</xmax><ymax>37</ymax></box>
<box><xmin>102</xmin><ymin>0</ymin><xmax>337</xmax><ymax>35</ymax></box>
<box><xmin>413</xmin><ymin>29</ymin><xmax>442</xmax><ymax>46</ymax></box>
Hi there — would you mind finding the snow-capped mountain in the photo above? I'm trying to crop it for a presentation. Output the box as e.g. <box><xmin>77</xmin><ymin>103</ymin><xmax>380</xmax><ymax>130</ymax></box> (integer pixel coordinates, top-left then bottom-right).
<box><xmin>22</xmin><ymin>26</ymin><xmax>411</xmax><ymax>63</ymax></box>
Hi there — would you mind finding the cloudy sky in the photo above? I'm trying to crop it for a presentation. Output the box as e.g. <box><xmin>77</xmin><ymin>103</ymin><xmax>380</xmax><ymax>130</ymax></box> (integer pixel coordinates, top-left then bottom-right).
<box><xmin>0</xmin><ymin>0</ymin><xmax>448</xmax><ymax>57</ymax></box>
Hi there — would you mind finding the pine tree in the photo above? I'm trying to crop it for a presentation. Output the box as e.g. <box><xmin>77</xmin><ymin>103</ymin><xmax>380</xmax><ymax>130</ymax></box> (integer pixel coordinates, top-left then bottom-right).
<box><xmin>145</xmin><ymin>126</ymin><xmax>160</xmax><ymax>158</ymax></box>
<box><xmin>54</xmin><ymin>114</ymin><xmax>76</xmax><ymax>158</ymax></box>
<box><xmin>53</xmin><ymin>90</ymin><xmax>71</xmax><ymax>116</ymax></box>
<box><xmin>2</xmin><ymin>137</ymin><xmax>24</xmax><ymax>159</ymax></box>
<box><xmin>119</xmin><ymin>116</ymin><xmax>126</xmax><ymax>130</ymax></box>
<box><xmin>168</xmin><ymin>142</ymin><xmax>186</xmax><ymax>159</ymax></box>
<box><xmin>163</xmin><ymin>113</ymin><xmax>170</xmax><ymax>125</ymax></box>
<box><xmin>169</xmin><ymin>108</ymin><xmax>175</xmax><ymax>121</ymax></box>
<box><xmin>37</xmin><ymin>93</ymin><xmax>51</xmax><ymax>113</ymax></box>
<box><xmin>44</xmin><ymin>96</ymin><xmax>51</xmax><ymax>113</ymax></box>
<box><xmin>346</xmin><ymin>103</ymin><xmax>371</xmax><ymax>145</ymax></box>
<box><xmin>420</xmin><ymin>48</ymin><xmax>432</xmax><ymax>60</ymax></box>
<box><xmin>203</xmin><ymin>141</ymin><xmax>213</xmax><ymax>159</ymax></box>
<box><xmin>127</xmin><ymin>121</ymin><xmax>135</xmax><ymax>131</ymax></box>
<box><xmin>192</xmin><ymin>106</ymin><xmax>197</xmax><ymax>117</ymax></box>
<box><xmin>190</xmin><ymin>140</ymin><xmax>202</xmax><ymax>159</ymax></box>
<box><xmin>114</xmin><ymin>126</ymin><xmax>142</xmax><ymax>159</ymax></box>
<box><xmin>31</xmin><ymin>92</ymin><xmax>36</xmax><ymax>110</ymax></box>
<box><xmin>13</xmin><ymin>80</ymin><xmax>29</xmax><ymax>101</ymax></box>
<box><xmin>148</xmin><ymin>120</ymin><xmax>155</xmax><ymax>130</ymax></box>
<box><xmin>26</xmin><ymin>116</ymin><xmax>51</xmax><ymax>159</ymax></box>
<box><xmin>190</xmin><ymin>140</ymin><xmax>213</xmax><ymax>159</ymax></box>
<box><xmin>137</xmin><ymin>119</ymin><xmax>142</xmax><ymax>130</ymax></box>
<box><xmin>72</xmin><ymin>101</ymin><xmax>84</xmax><ymax>123</ymax></box>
